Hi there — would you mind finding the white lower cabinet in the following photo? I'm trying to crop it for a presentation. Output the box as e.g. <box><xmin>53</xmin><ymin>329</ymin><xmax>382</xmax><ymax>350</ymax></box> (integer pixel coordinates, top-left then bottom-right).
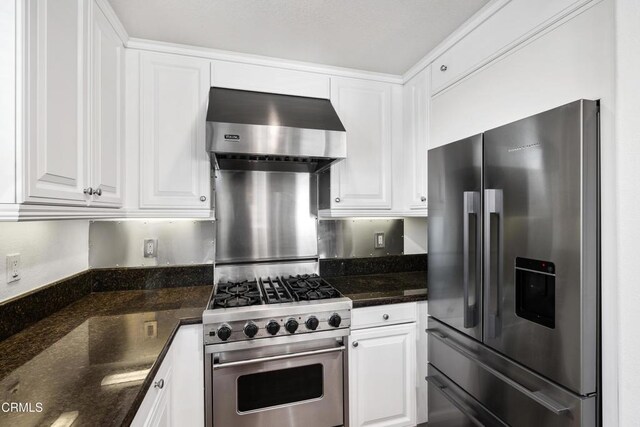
<box><xmin>132</xmin><ymin>324</ymin><xmax>204</xmax><ymax>427</ymax></box>
<box><xmin>349</xmin><ymin>318</ymin><xmax>417</xmax><ymax>427</ymax></box>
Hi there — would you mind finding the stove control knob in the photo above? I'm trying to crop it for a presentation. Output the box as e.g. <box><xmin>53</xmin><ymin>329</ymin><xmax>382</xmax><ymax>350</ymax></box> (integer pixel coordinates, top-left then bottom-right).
<box><xmin>285</xmin><ymin>318</ymin><xmax>299</xmax><ymax>334</ymax></box>
<box><xmin>217</xmin><ymin>325</ymin><xmax>232</xmax><ymax>341</ymax></box>
<box><xmin>305</xmin><ymin>316</ymin><xmax>319</xmax><ymax>330</ymax></box>
<box><xmin>244</xmin><ymin>322</ymin><xmax>259</xmax><ymax>338</ymax></box>
<box><xmin>328</xmin><ymin>313</ymin><xmax>342</xmax><ymax>328</ymax></box>
<box><xmin>266</xmin><ymin>320</ymin><xmax>280</xmax><ymax>335</ymax></box>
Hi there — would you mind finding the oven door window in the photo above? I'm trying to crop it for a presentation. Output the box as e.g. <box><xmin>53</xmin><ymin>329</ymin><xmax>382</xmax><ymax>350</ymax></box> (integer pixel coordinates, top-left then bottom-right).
<box><xmin>237</xmin><ymin>364</ymin><xmax>324</xmax><ymax>412</ymax></box>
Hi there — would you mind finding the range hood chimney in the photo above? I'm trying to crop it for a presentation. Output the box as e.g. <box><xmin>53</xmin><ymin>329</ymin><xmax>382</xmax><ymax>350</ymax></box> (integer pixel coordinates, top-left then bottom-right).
<box><xmin>206</xmin><ymin>87</ymin><xmax>346</xmax><ymax>173</ymax></box>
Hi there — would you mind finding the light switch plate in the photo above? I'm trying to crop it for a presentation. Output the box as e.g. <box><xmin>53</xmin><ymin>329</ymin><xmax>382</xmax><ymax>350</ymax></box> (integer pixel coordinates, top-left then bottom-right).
<box><xmin>6</xmin><ymin>254</ymin><xmax>21</xmax><ymax>283</ymax></box>
<box><xmin>374</xmin><ymin>232</ymin><xmax>385</xmax><ymax>249</ymax></box>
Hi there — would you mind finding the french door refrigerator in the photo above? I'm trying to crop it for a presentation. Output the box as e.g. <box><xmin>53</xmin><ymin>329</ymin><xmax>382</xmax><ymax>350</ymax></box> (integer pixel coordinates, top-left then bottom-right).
<box><xmin>426</xmin><ymin>100</ymin><xmax>599</xmax><ymax>427</ymax></box>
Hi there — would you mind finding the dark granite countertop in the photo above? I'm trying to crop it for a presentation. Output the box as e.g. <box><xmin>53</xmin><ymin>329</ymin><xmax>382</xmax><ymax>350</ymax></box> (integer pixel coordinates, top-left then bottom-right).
<box><xmin>0</xmin><ymin>286</ymin><xmax>211</xmax><ymax>427</ymax></box>
<box><xmin>327</xmin><ymin>271</ymin><xmax>427</xmax><ymax>308</ymax></box>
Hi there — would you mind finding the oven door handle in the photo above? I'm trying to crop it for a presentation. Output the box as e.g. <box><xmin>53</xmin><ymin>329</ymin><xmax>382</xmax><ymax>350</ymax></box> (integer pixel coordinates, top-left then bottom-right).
<box><xmin>212</xmin><ymin>345</ymin><xmax>346</xmax><ymax>370</ymax></box>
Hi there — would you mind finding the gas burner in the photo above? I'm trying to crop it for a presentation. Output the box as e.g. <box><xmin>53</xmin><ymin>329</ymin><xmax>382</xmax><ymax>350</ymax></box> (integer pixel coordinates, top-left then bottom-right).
<box><xmin>283</xmin><ymin>274</ymin><xmax>341</xmax><ymax>301</ymax></box>
<box><xmin>211</xmin><ymin>281</ymin><xmax>263</xmax><ymax>309</ymax></box>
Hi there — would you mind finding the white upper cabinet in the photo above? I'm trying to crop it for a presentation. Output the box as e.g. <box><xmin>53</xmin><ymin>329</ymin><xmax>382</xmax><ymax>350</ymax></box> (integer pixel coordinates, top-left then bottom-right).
<box><xmin>90</xmin><ymin>3</ymin><xmax>124</xmax><ymax>206</ymax></box>
<box><xmin>402</xmin><ymin>66</ymin><xmax>429</xmax><ymax>214</ymax></box>
<box><xmin>349</xmin><ymin>322</ymin><xmax>417</xmax><ymax>427</ymax></box>
<box><xmin>211</xmin><ymin>60</ymin><xmax>330</xmax><ymax>98</ymax></box>
<box><xmin>431</xmin><ymin>0</ymin><xmax>587</xmax><ymax>95</ymax></box>
<box><xmin>23</xmin><ymin>0</ymin><xmax>89</xmax><ymax>204</ymax></box>
<box><xmin>139</xmin><ymin>51</ymin><xmax>211</xmax><ymax>210</ymax></box>
<box><xmin>328</xmin><ymin>77</ymin><xmax>395</xmax><ymax>211</ymax></box>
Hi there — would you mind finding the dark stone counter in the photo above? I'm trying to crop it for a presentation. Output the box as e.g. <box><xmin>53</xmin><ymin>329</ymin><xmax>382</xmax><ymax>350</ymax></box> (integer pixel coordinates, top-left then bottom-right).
<box><xmin>327</xmin><ymin>271</ymin><xmax>427</xmax><ymax>308</ymax></box>
<box><xmin>0</xmin><ymin>286</ymin><xmax>211</xmax><ymax>427</ymax></box>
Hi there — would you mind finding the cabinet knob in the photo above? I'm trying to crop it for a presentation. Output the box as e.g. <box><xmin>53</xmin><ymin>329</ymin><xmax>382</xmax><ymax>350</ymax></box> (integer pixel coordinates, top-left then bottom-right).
<box><xmin>200</xmin><ymin>196</ymin><xmax>207</xmax><ymax>202</ymax></box>
<box><xmin>94</xmin><ymin>187</ymin><xmax>102</xmax><ymax>196</ymax></box>
<box><xmin>154</xmin><ymin>379</ymin><xmax>165</xmax><ymax>389</ymax></box>
<box><xmin>335</xmin><ymin>197</ymin><xmax>341</xmax><ymax>203</ymax></box>
<box><xmin>421</xmin><ymin>196</ymin><xmax>426</xmax><ymax>202</ymax></box>
<box><xmin>383</xmin><ymin>314</ymin><xmax>389</xmax><ymax>320</ymax></box>
<box><xmin>352</xmin><ymin>341</ymin><xmax>359</xmax><ymax>348</ymax></box>
<box><xmin>440</xmin><ymin>65</ymin><xmax>448</xmax><ymax>72</ymax></box>
<box><xmin>83</xmin><ymin>187</ymin><xmax>94</xmax><ymax>195</ymax></box>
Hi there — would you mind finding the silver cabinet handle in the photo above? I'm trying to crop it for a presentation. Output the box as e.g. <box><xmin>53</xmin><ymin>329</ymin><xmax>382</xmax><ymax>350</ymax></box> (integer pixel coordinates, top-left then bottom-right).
<box><xmin>382</xmin><ymin>314</ymin><xmax>389</xmax><ymax>320</ymax></box>
<box><xmin>335</xmin><ymin>197</ymin><xmax>341</xmax><ymax>203</ymax></box>
<box><xmin>200</xmin><ymin>196</ymin><xmax>207</xmax><ymax>202</ymax></box>
<box><xmin>440</xmin><ymin>65</ymin><xmax>448</xmax><ymax>72</ymax></box>
<box><xmin>154</xmin><ymin>379</ymin><xmax>164</xmax><ymax>389</ymax></box>
<box><xmin>425</xmin><ymin>375</ymin><xmax>485</xmax><ymax>427</ymax></box>
<box><xmin>426</xmin><ymin>329</ymin><xmax>570</xmax><ymax>415</ymax></box>
<box><xmin>421</xmin><ymin>196</ymin><xmax>426</xmax><ymax>202</ymax></box>
<box><xmin>94</xmin><ymin>187</ymin><xmax>102</xmax><ymax>196</ymax></box>
<box><xmin>83</xmin><ymin>187</ymin><xmax>94</xmax><ymax>195</ymax></box>
<box><xmin>213</xmin><ymin>346</ymin><xmax>345</xmax><ymax>369</ymax></box>
<box><xmin>484</xmin><ymin>189</ymin><xmax>503</xmax><ymax>339</ymax></box>
<box><xmin>352</xmin><ymin>341</ymin><xmax>358</xmax><ymax>348</ymax></box>
<box><xmin>463</xmin><ymin>191</ymin><xmax>480</xmax><ymax>328</ymax></box>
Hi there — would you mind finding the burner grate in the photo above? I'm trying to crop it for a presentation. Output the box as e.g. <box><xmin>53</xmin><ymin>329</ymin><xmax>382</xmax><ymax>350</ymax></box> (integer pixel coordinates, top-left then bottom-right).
<box><xmin>259</xmin><ymin>277</ymin><xmax>294</xmax><ymax>304</ymax></box>
<box><xmin>283</xmin><ymin>274</ymin><xmax>340</xmax><ymax>301</ymax></box>
<box><xmin>211</xmin><ymin>280</ymin><xmax>263</xmax><ymax>309</ymax></box>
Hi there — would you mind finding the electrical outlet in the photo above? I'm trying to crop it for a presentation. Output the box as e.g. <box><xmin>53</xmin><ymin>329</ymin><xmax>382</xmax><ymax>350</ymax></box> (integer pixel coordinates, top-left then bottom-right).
<box><xmin>374</xmin><ymin>232</ymin><xmax>385</xmax><ymax>249</ymax></box>
<box><xmin>6</xmin><ymin>254</ymin><xmax>21</xmax><ymax>283</ymax></box>
<box><xmin>143</xmin><ymin>239</ymin><xmax>157</xmax><ymax>258</ymax></box>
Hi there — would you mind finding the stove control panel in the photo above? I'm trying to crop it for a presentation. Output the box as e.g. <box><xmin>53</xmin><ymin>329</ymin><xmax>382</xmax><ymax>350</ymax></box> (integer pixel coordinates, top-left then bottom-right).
<box><xmin>204</xmin><ymin>309</ymin><xmax>351</xmax><ymax>345</ymax></box>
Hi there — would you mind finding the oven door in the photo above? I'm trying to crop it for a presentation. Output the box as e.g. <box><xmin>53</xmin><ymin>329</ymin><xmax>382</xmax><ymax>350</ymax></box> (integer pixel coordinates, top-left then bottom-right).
<box><xmin>210</xmin><ymin>340</ymin><xmax>345</xmax><ymax>427</ymax></box>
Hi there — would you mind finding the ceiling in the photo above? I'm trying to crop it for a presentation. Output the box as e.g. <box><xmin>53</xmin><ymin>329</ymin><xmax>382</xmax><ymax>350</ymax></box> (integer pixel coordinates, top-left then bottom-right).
<box><xmin>107</xmin><ymin>0</ymin><xmax>489</xmax><ymax>75</ymax></box>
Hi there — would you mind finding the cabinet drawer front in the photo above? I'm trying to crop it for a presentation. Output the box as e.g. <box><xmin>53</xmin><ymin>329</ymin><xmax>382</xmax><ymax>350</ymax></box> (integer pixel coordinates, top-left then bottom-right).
<box><xmin>352</xmin><ymin>302</ymin><xmax>417</xmax><ymax>330</ymax></box>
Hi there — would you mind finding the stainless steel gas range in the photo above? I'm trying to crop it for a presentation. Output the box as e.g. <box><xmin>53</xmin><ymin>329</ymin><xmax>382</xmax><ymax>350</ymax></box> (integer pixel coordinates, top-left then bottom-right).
<box><xmin>202</xmin><ymin>87</ymin><xmax>349</xmax><ymax>427</ymax></box>
<box><xmin>203</xmin><ymin>273</ymin><xmax>351</xmax><ymax>427</ymax></box>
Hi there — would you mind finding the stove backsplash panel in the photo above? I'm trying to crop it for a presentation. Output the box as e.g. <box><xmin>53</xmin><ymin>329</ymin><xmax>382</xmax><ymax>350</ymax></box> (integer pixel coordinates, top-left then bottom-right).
<box><xmin>215</xmin><ymin>170</ymin><xmax>319</xmax><ymax>264</ymax></box>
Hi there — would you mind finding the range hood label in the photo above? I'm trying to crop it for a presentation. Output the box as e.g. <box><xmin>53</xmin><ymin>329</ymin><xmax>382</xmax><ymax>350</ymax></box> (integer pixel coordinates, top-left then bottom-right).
<box><xmin>224</xmin><ymin>134</ymin><xmax>240</xmax><ymax>141</ymax></box>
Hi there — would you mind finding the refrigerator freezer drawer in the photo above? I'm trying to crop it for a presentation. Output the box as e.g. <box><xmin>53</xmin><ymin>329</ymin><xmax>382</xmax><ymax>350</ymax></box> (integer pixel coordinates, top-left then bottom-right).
<box><xmin>427</xmin><ymin>364</ymin><xmax>508</xmax><ymax>427</ymax></box>
<box><xmin>427</xmin><ymin>318</ymin><xmax>596</xmax><ymax>427</ymax></box>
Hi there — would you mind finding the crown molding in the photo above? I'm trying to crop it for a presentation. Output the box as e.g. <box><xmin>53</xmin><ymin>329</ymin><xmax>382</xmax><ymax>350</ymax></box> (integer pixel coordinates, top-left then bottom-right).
<box><xmin>125</xmin><ymin>38</ymin><xmax>405</xmax><ymax>85</ymax></box>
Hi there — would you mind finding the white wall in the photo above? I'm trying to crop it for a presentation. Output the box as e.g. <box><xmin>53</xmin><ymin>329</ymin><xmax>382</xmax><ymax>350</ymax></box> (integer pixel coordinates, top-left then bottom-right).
<box><xmin>614</xmin><ymin>0</ymin><xmax>640</xmax><ymax>424</ymax></box>
<box><xmin>429</xmin><ymin>0</ymin><xmax>618</xmax><ymax>424</ymax></box>
<box><xmin>0</xmin><ymin>221</ymin><xmax>89</xmax><ymax>302</ymax></box>
<box><xmin>404</xmin><ymin>217</ymin><xmax>427</xmax><ymax>254</ymax></box>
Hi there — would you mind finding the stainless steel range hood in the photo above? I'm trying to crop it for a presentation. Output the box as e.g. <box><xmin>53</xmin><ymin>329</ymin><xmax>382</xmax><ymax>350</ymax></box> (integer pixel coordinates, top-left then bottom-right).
<box><xmin>206</xmin><ymin>87</ymin><xmax>346</xmax><ymax>173</ymax></box>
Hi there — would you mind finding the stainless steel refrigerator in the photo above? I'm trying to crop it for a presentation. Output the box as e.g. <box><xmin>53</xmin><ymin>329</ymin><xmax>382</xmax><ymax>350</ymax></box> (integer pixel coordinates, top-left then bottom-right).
<box><xmin>426</xmin><ymin>100</ymin><xmax>600</xmax><ymax>427</ymax></box>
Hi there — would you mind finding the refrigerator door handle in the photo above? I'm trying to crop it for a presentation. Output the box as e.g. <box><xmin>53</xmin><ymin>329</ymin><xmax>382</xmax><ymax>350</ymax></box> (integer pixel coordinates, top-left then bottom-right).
<box><xmin>425</xmin><ymin>375</ymin><xmax>485</xmax><ymax>427</ymax></box>
<box><xmin>426</xmin><ymin>329</ymin><xmax>571</xmax><ymax>416</ymax></box>
<box><xmin>463</xmin><ymin>191</ymin><xmax>480</xmax><ymax>328</ymax></box>
<box><xmin>484</xmin><ymin>189</ymin><xmax>503</xmax><ymax>339</ymax></box>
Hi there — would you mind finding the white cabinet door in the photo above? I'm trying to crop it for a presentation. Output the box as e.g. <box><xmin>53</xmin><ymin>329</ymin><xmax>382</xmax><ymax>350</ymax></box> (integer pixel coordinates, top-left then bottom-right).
<box><xmin>146</xmin><ymin>367</ymin><xmax>172</xmax><ymax>427</ymax></box>
<box><xmin>211</xmin><ymin>60</ymin><xmax>330</xmax><ymax>99</ymax></box>
<box><xmin>132</xmin><ymin>324</ymin><xmax>203</xmax><ymax>427</ymax></box>
<box><xmin>90</xmin><ymin>3</ymin><xmax>124</xmax><ymax>206</ymax></box>
<box><xmin>431</xmin><ymin>0</ymin><xmax>586</xmax><ymax>94</ymax></box>
<box><xmin>24</xmin><ymin>0</ymin><xmax>89</xmax><ymax>204</ymax></box>
<box><xmin>139</xmin><ymin>51</ymin><xmax>210</xmax><ymax>209</ymax></box>
<box><xmin>349</xmin><ymin>322</ymin><xmax>417</xmax><ymax>427</ymax></box>
<box><xmin>402</xmin><ymin>67</ymin><xmax>429</xmax><ymax>213</ymax></box>
<box><xmin>329</xmin><ymin>78</ymin><xmax>393</xmax><ymax>210</ymax></box>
